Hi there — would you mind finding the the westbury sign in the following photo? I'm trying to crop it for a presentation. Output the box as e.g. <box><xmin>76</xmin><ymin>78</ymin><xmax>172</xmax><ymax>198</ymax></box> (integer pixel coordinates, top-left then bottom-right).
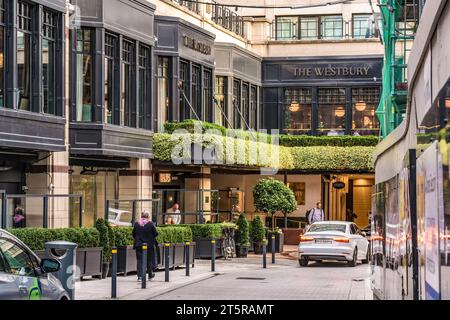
<box><xmin>294</xmin><ymin>66</ymin><xmax>372</xmax><ymax>78</ymax></box>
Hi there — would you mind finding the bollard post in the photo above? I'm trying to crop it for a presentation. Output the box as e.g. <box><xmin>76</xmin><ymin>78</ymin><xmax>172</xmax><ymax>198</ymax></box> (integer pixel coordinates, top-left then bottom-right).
<box><xmin>165</xmin><ymin>243</ymin><xmax>170</xmax><ymax>282</ymax></box>
<box><xmin>111</xmin><ymin>247</ymin><xmax>117</xmax><ymax>299</ymax></box>
<box><xmin>211</xmin><ymin>240</ymin><xmax>216</xmax><ymax>272</ymax></box>
<box><xmin>271</xmin><ymin>235</ymin><xmax>276</xmax><ymax>264</ymax></box>
<box><xmin>142</xmin><ymin>244</ymin><xmax>147</xmax><ymax>289</ymax></box>
<box><xmin>263</xmin><ymin>242</ymin><xmax>267</xmax><ymax>269</ymax></box>
<box><xmin>185</xmin><ymin>242</ymin><xmax>190</xmax><ymax>277</ymax></box>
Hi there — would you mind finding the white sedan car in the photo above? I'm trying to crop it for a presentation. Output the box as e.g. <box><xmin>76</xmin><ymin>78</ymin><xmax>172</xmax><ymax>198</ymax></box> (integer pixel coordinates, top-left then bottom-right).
<box><xmin>298</xmin><ymin>221</ymin><xmax>369</xmax><ymax>267</ymax></box>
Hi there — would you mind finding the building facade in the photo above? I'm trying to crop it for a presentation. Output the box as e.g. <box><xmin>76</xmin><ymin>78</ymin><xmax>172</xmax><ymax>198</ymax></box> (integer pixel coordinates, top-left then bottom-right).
<box><xmin>0</xmin><ymin>0</ymin><xmax>383</xmax><ymax>230</ymax></box>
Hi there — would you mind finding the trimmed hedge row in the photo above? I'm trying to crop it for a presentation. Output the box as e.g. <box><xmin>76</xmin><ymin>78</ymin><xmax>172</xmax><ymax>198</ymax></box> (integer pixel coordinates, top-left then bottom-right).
<box><xmin>111</xmin><ymin>226</ymin><xmax>193</xmax><ymax>247</ymax></box>
<box><xmin>163</xmin><ymin>120</ymin><xmax>379</xmax><ymax>147</ymax></box>
<box><xmin>8</xmin><ymin>228</ymin><xmax>100</xmax><ymax>251</ymax></box>
<box><xmin>153</xmin><ymin>132</ymin><xmax>375</xmax><ymax>171</ymax></box>
<box><xmin>159</xmin><ymin>224</ymin><xmax>223</xmax><ymax>239</ymax></box>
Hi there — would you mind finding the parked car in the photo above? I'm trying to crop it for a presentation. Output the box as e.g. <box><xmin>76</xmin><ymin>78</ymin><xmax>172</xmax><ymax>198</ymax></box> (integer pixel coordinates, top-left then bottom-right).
<box><xmin>298</xmin><ymin>221</ymin><xmax>369</xmax><ymax>267</ymax></box>
<box><xmin>0</xmin><ymin>228</ymin><xmax>69</xmax><ymax>300</ymax></box>
<box><xmin>108</xmin><ymin>208</ymin><xmax>133</xmax><ymax>227</ymax></box>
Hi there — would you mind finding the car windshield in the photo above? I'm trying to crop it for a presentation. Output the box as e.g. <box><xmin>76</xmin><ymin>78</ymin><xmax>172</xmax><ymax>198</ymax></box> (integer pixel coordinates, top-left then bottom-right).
<box><xmin>308</xmin><ymin>224</ymin><xmax>347</xmax><ymax>233</ymax></box>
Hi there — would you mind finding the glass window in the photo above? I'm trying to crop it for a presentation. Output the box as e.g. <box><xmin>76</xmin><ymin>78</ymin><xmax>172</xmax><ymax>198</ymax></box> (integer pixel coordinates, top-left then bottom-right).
<box><xmin>242</xmin><ymin>83</ymin><xmax>249</xmax><ymax>129</ymax></box>
<box><xmin>250</xmin><ymin>85</ymin><xmax>258</xmax><ymax>130</ymax></box>
<box><xmin>300</xmin><ymin>17</ymin><xmax>318</xmax><ymax>40</ymax></box>
<box><xmin>191</xmin><ymin>64</ymin><xmax>201</xmax><ymax>119</ymax></box>
<box><xmin>121</xmin><ymin>39</ymin><xmax>135</xmax><ymax>127</ymax></box>
<box><xmin>276</xmin><ymin>16</ymin><xmax>297</xmax><ymax>40</ymax></box>
<box><xmin>42</xmin><ymin>10</ymin><xmax>57</xmax><ymax>115</ymax></box>
<box><xmin>321</xmin><ymin>15</ymin><xmax>343</xmax><ymax>39</ymax></box>
<box><xmin>352</xmin><ymin>87</ymin><xmax>381</xmax><ymax>136</ymax></box>
<box><xmin>308</xmin><ymin>223</ymin><xmax>347</xmax><ymax>233</ymax></box>
<box><xmin>138</xmin><ymin>45</ymin><xmax>150</xmax><ymax>129</ymax></box>
<box><xmin>232</xmin><ymin>79</ymin><xmax>241</xmax><ymax>129</ymax></box>
<box><xmin>179</xmin><ymin>60</ymin><xmax>189</xmax><ymax>121</ymax></box>
<box><xmin>202</xmin><ymin>69</ymin><xmax>212</xmax><ymax>122</ymax></box>
<box><xmin>353</xmin><ymin>14</ymin><xmax>374</xmax><ymax>39</ymax></box>
<box><xmin>318</xmin><ymin>88</ymin><xmax>346</xmax><ymax>135</ymax></box>
<box><xmin>104</xmin><ymin>33</ymin><xmax>117</xmax><ymax>124</ymax></box>
<box><xmin>157</xmin><ymin>56</ymin><xmax>170</xmax><ymax>131</ymax></box>
<box><xmin>17</xmin><ymin>1</ymin><xmax>32</xmax><ymax>111</ymax></box>
<box><xmin>0</xmin><ymin>238</ymin><xmax>35</xmax><ymax>276</ymax></box>
<box><xmin>75</xmin><ymin>29</ymin><xmax>93</xmax><ymax>122</ymax></box>
<box><xmin>284</xmin><ymin>88</ymin><xmax>312</xmax><ymax>134</ymax></box>
<box><xmin>214</xmin><ymin>76</ymin><xmax>227</xmax><ymax>127</ymax></box>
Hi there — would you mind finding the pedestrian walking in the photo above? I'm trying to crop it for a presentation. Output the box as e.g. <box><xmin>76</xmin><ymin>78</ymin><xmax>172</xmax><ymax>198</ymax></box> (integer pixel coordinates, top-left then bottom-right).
<box><xmin>132</xmin><ymin>211</ymin><xmax>158</xmax><ymax>282</ymax></box>
<box><xmin>307</xmin><ymin>202</ymin><xmax>325</xmax><ymax>225</ymax></box>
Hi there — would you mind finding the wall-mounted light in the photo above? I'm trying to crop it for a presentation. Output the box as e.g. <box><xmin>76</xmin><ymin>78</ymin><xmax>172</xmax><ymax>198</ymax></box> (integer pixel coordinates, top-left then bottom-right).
<box><xmin>355</xmin><ymin>101</ymin><xmax>367</xmax><ymax>112</ymax></box>
<box><xmin>445</xmin><ymin>98</ymin><xmax>450</xmax><ymax>108</ymax></box>
<box><xmin>159</xmin><ymin>173</ymin><xmax>172</xmax><ymax>183</ymax></box>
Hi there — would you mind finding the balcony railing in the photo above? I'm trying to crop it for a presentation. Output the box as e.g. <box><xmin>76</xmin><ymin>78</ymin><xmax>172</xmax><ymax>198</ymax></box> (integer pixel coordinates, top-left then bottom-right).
<box><xmin>270</xmin><ymin>18</ymin><xmax>378</xmax><ymax>41</ymax></box>
<box><xmin>171</xmin><ymin>0</ymin><xmax>200</xmax><ymax>14</ymax></box>
<box><xmin>211</xmin><ymin>1</ymin><xmax>245</xmax><ymax>38</ymax></box>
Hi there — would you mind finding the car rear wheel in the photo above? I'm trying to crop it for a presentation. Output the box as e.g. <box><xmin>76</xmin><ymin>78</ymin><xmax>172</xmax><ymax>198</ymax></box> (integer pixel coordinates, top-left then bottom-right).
<box><xmin>348</xmin><ymin>248</ymin><xmax>358</xmax><ymax>267</ymax></box>
<box><xmin>299</xmin><ymin>257</ymin><xmax>309</xmax><ymax>267</ymax></box>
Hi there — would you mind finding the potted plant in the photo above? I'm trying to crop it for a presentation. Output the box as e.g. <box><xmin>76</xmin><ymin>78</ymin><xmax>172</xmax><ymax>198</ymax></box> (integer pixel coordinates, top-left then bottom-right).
<box><xmin>251</xmin><ymin>216</ymin><xmax>266</xmax><ymax>254</ymax></box>
<box><xmin>95</xmin><ymin>218</ymin><xmax>111</xmax><ymax>279</ymax></box>
<box><xmin>235</xmin><ymin>213</ymin><xmax>250</xmax><ymax>258</ymax></box>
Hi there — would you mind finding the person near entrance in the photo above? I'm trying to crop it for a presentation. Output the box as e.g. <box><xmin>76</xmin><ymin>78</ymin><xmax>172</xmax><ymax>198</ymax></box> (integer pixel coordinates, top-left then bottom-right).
<box><xmin>132</xmin><ymin>211</ymin><xmax>158</xmax><ymax>282</ymax></box>
<box><xmin>13</xmin><ymin>203</ymin><xmax>26</xmax><ymax>228</ymax></box>
<box><xmin>165</xmin><ymin>203</ymin><xmax>181</xmax><ymax>225</ymax></box>
<box><xmin>307</xmin><ymin>202</ymin><xmax>325</xmax><ymax>224</ymax></box>
<box><xmin>346</xmin><ymin>209</ymin><xmax>358</xmax><ymax>222</ymax></box>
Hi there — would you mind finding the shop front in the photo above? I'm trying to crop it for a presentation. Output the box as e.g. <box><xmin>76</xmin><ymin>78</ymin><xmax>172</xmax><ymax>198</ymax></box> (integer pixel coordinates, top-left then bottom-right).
<box><xmin>68</xmin><ymin>0</ymin><xmax>155</xmax><ymax>227</ymax></box>
<box><xmin>154</xmin><ymin>16</ymin><xmax>216</xmax><ymax>132</ymax></box>
<box><xmin>262</xmin><ymin>55</ymin><xmax>383</xmax><ymax>136</ymax></box>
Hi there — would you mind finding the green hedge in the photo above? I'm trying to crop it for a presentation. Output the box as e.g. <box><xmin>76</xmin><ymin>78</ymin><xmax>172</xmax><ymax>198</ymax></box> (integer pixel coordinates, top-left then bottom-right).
<box><xmin>8</xmin><ymin>228</ymin><xmax>100</xmax><ymax>251</ymax></box>
<box><xmin>279</xmin><ymin>135</ymin><xmax>379</xmax><ymax>147</ymax></box>
<box><xmin>111</xmin><ymin>226</ymin><xmax>193</xmax><ymax>246</ymax></box>
<box><xmin>159</xmin><ymin>224</ymin><xmax>223</xmax><ymax>239</ymax></box>
<box><xmin>163</xmin><ymin>120</ymin><xmax>379</xmax><ymax>147</ymax></box>
<box><xmin>154</xmin><ymin>132</ymin><xmax>375</xmax><ymax>172</ymax></box>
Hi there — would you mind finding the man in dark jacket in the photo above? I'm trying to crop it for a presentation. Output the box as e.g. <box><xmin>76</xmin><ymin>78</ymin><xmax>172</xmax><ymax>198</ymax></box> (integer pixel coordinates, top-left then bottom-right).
<box><xmin>132</xmin><ymin>211</ymin><xmax>158</xmax><ymax>282</ymax></box>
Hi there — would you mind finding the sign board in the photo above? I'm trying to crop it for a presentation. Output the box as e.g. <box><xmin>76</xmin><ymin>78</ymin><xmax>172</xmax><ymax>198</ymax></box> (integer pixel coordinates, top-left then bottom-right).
<box><xmin>333</xmin><ymin>181</ymin><xmax>346</xmax><ymax>190</ymax></box>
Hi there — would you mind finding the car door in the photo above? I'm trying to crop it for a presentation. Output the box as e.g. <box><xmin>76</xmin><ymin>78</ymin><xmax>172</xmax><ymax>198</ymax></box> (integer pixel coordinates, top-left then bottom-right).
<box><xmin>0</xmin><ymin>237</ymin><xmax>42</xmax><ymax>300</ymax></box>
<box><xmin>0</xmin><ymin>250</ymin><xmax>21</xmax><ymax>300</ymax></box>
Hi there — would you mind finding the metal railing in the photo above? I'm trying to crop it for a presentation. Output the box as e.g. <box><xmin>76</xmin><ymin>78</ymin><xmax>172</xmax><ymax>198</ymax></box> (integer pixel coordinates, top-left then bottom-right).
<box><xmin>211</xmin><ymin>1</ymin><xmax>245</xmax><ymax>38</ymax></box>
<box><xmin>270</xmin><ymin>18</ymin><xmax>377</xmax><ymax>41</ymax></box>
<box><xmin>171</xmin><ymin>0</ymin><xmax>200</xmax><ymax>14</ymax></box>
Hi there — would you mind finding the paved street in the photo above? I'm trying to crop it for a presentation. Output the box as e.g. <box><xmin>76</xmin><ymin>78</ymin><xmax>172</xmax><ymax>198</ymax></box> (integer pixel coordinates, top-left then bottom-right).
<box><xmin>76</xmin><ymin>249</ymin><xmax>372</xmax><ymax>300</ymax></box>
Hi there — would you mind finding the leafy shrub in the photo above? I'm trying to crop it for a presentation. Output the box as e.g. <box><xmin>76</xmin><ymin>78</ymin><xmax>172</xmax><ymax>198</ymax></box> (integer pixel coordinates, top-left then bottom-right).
<box><xmin>279</xmin><ymin>135</ymin><xmax>379</xmax><ymax>147</ymax></box>
<box><xmin>111</xmin><ymin>226</ymin><xmax>193</xmax><ymax>246</ymax></box>
<box><xmin>112</xmin><ymin>227</ymin><xmax>134</xmax><ymax>247</ymax></box>
<box><xmin>95</xmin><ymin>219</ymin><xmax>112</xmax><ymax>263</ymax></box>
<box><xmin>235</xmin><ymin>214</ymin><xmax>250</xmax><ymax>246</ymax></box>
<box><xmin>159</xmin><ymin>224</ymin><xmax>223</xmax><ymax>239</ymax></box>
<box><xmin>8</xmin><ymin>227</ymin><xmax>100</xmax><ymax>251</ymax></box>
<box><xmin>251</xmin><ymin>216</ymin><xmax>266</xmax><ymax>244</ymax></box>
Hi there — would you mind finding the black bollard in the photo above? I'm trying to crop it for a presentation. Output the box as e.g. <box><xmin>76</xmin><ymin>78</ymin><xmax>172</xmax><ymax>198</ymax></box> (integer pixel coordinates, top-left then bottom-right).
<box><xmin>271</xmin><ymin>235</ymin><xmax>276</xmax><ymax>264</ymax></box>
<box><xmin>142</xmin><ymin>244</ymin><xmax>147</xmax><ymax>289</ymax></box>
<box><xmin>185</xmin><ymin>242</ymin><xmax>190</xmax><ymax>277</ymax></box>
<box><xmin>165</xmin><ymin>243</ymin><xmax>170</xmax><ymax>282</ymax></box>
<box><xmin>263</xmin><ymin>243</ymin><xmax>267</xmax><ymax>269</ymax></box>
<box><xmin>111</xmin><ymin>247</ymin><xmax>117</xmax><ymax>298</ymax></box>
<box><xmin>211</xmin><ymin>240</ymin><xmax>216</xmax><ymax>272</ymax></box>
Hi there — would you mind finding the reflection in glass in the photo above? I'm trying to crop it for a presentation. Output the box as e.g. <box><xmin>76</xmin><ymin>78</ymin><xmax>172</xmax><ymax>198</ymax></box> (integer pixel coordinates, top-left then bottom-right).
<box><xmin>203</xmin><ymin>69</ymin><xmax>212</xmax><ymax>122</ymax></box>
<box><xmin>0</xmin><ymin>25</ymin><xmax>4</xmax><ymax>108</ymax></box>
<box><xmin>121</xmin><ymin>40</ymin><xmax>134</xmax><ymax>127</ymax></box>
<box><xmin>214</xmin><ymin>76</ymin><xmax>227</xmax><ymax>127</ymax></box>
<box><xmin>157</xmin><ymin>57</ymin><xmax>170</xmax><ymax>131</ymax></box>
<box><xmin>179</xmin><ymin>60</ymin><xmax>189</xmax><ymax>121</ymax></box>
<box><xmin>138</xmin><ymin>45</ymin><xmax>150</xmax><ymax>129</ymax></box>
<box><xmin>300</xmin><ymin>17</ymin><xmax>318</xmax><ymax>39</ymax></box>
<box><xmin>17</xmin><ymin>1</ymin><xmax>32</xmax><ymax>111</ymax></box>
<box><xmin>233</xmin><ymin>79</ymin><xmax>241</xmax><ymax>129</ymax></box>
<box><xmin>75</xmin><ymin>29</ymin><xmax>93</xmax><ymax>122</ymax></box>
<box><xmin>276</xmin><ymin>16</ymin><xmax>297</xmax><ymax>40</ymax></box>
<box><xmin>321</xmin><ymin>15</ymin><xmax>343</xmax><ymax>39</ymax></box>
<box><xmin>104</xmin><ymin>33</ymin><xmax>116</xmax><ymax>124</ymax></box>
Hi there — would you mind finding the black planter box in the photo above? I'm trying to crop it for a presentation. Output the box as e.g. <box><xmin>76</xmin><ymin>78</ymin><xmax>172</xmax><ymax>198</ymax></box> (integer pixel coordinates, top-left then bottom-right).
<box><xmin>253</xmin><ymin>243</ymin><xmax>264</xmax><ymax>254</ymax></box>
<box><xmin>194</xmin><ymin>237</ymin><xmax>223</xmax><ymax>259</ymax></box>
<box><xmin>35</xmin><ymin>247</ymin><xmax>103</xmax><ymax>279</ymax></box>
<box><xmin>117</xmin><ymin>245</ymin><xmax>137</xmax><ymax>276</ymax></box>
<box><xmin>267</xmin><ymin>232</ymin><xmax>284</xmax><ymax>253</ymax></box>
<box><xmin>236</xmin><ymin>245</ymin><xmax>249</xmax><ymax>258</ymax></box>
